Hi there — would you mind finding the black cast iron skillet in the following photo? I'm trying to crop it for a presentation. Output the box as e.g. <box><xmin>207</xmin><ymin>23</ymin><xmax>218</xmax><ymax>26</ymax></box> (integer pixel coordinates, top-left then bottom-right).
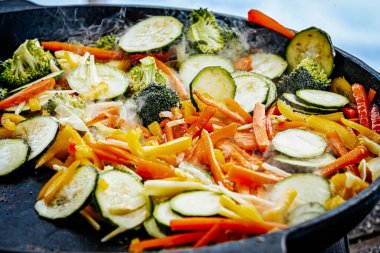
<box><xmin>0</xmin><ymin>1</ymin><xmax>380</xmax><ymax>252</ymax></box>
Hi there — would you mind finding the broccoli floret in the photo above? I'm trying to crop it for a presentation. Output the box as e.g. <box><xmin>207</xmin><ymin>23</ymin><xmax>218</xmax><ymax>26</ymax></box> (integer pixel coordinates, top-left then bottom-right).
<box><xmin>0</xmin><ymin>39</ymin><xmax>55</xmax><ymax>87</ymax></box>
<box><xmin>0</xmin><ymin>87</ymin><xmax>8</xmax><ymax>100</ymax></box>
<box><xmin>187</xmin><ymin>8</ymin><xmax>225</xmax><ymax>54</ymax></box>
<box><xmin>47</xmin><ymin>93</ymin><xmax>86</xmax><ymax>117</ymax></box>
<box><xmin>133</xmin><ymin>84</ymin><xmax>180</xmax><ymax>126</ymax></box>
<box><xmin>95</xmin><ymin>35</ymin><xmax>117</xmax><ymax>50</ymax></box>
<box><xmin>277</xmin><ymin>57</ymin><xmax>331</xmax><ymax>94</ymax></box>
<box><xmin>128</xmin><ymin>56</ymin><xmax>169</xmax><ymax>94</ymax></box>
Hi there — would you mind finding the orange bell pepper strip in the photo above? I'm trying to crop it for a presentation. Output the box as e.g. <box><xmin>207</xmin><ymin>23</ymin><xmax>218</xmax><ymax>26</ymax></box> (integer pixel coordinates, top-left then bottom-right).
<box><xmin>226</xmin><ymin>164</ymin><xmax>280</xmax><ymax>186</ymax></box>
<box><xmin>0</xmin><ymin>113</ymin><xmax>25</xmax><ymax>130</ymax></box>
<box><xmin>135</xmin><ymin>158</ymin><xmax>176</xmax><ymax>179</ymax></box>
<box><xmin>185</xmin><ymin>106</ymin><xmax>217</xmax><ymax>137</ymax></box>
<box><xmin>0</xmin><ymin>78</ymin><xmax>55</xmax><ymax>110</ymax></box>
<box><xmin>224</xmin><ymin>98</ymin><xmax>253</xmax><ymax>123</ymax></box>
<box><xmin>316</xmin><ymin>145</ymin><xmax>368</xmax><ymax>177</ymax></box>
<box><xmin>253</xmin><ymin>103</ymin><xmax>270</xmax><ymax>153</ymax></box>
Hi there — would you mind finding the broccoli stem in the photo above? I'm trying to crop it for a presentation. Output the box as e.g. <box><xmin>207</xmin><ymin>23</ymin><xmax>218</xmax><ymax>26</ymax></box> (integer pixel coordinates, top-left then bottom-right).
<box><xmin>140</xmin><ymin>56</ymin><xmax>157</xmax><ymax>85</ymax></box>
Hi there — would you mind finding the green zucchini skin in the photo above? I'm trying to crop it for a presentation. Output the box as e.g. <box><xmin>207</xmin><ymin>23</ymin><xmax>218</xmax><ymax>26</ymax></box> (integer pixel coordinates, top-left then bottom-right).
<box><xmin>0</xmin><ymin>138</ymin><xmax>30</xmax><ymax>177</ymax></box>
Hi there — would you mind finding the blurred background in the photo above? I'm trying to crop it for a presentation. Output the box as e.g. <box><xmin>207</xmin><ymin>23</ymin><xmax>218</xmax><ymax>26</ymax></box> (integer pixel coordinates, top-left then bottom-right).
<box><xmin>29</xmin><ymin>0</ymin><xmax>380</xmax><ymax>73</ymax></box>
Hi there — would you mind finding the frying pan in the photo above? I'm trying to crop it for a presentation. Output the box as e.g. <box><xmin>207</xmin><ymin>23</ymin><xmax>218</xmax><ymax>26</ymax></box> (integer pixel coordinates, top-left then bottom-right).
<box><xmin>0</xmin><ymin>1</ymin><xmax>380</xmax><ymax>252</ymax></box>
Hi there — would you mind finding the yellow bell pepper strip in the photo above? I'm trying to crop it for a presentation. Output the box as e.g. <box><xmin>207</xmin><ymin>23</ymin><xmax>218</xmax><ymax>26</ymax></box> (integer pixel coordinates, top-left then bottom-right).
<box><xmin>37</xmin><ymin>169</ymin><xmax>65</xmax><ymax>200</ymax></box>
<box><xmin>319</xmin><ymin>112</ymin><xmax>345</xmax><ymax>122</ymax></box>
<box><xmin>28</xmin><ymin>96</ymin><xmax>41</xmax><ymax>112</ymax></box>
<box><xmin>329</xmin><ymin>172</ymin><xmax>368</xmax><ymax>200</ymax></box>
<box><xmin>219</xmin><ymin>195</ymin><xmax>263</xmax><ymax>222</ymax></box>
<box><xmin>181</xmin><ymin>100</ymin><xmax>197</xmax><ymax>118</ymax></box>
<box><xmin>148</xmin><ymin>121</ymin><xmax>163</xmax><ymax>139</ymax></box>
<box><xmin>341</xmin><ymin>118</ymin><xmax>380</xmax><ymax>144</ymax></box>
<box><xmin>143</xmin><ymin>136</ymin><xmax>192</xmax><ymax>157</ymax></box>
<box><xmin>0</xmin><ymin>113</ymin><xmax>26</xmax><ymax>130</ymax></box>
<box><xmin>218</xmin><ymin>206</ymin><xmax>242</xmax><ymax>219</ymax></box>
<box><xmin>262</xmin><ymin>189</ymin><xmax>297</xmax><ymax>223</ymax></box>
<box><xmin>214</xmin><ymin>149</ymin><xmax>225</xmax><ymax>164</ymax></box>
<box><xmin>0</xmin><ymin>127</ymin><xmax>14</xmax><ymax>138</ymax></box>
<box><xmin>44</xmin><ymin>157</ymin><xmax>65</xmax><ymax>170</ymax></box>
<box><xmin>43</xmin><ymin>160</ymin><xmax>81</xmax><ymax>205</ymax></box>
<box><xmin>79</xmin><ymin>209</ymin><xmax>101</xmax><ymax>231</ymax></box>
<box><xmin>126</xmin><ymin>129</ymin><xmax>145</xmax><ymax>157</ymax></box>
<box><xmin>325</xmin><ymin>195</ymin><xmax>345</xmax><ymax>211</ymax></box>
<box><xmin>306</xmin><ymin>115</ymin><xmax>358</xmax><ymax>150</ymax></box>
<box><xmin>277</xmin><ymin>100</ymin><xmax>308</xmax><ymax>122</ymax></box>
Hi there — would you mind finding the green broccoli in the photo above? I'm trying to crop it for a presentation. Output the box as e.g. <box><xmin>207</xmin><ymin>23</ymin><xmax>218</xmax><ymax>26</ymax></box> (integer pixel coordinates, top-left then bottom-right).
<box><xmin>128</xmin><ymin>56</ymin><xmax>169</xmax><ymax>94</ymax></box>
<box><xmin>47</xmin><ymin>93</ymin><xmax>86</xmax><ymax>118</ymax></box>
<box><xmin>95</xmin><ymin>35</ymin><xmax>117</xmax><ymax>50</ymax></box>
<box><xmin>277</xmin><ymin>57</ymin><xmax>331</xmax><ymax>94</ymax></box>
<box><xmin>133</xmin><ymin>84</ymin><xmax>180</xmax><ymax>127</ymax></box>
<box><xmin>0</xmin><ymin>87</ymin><xmax>8</xmax><ymax>100</ymax></box>
<box><xmin>187</xmin><ymin>8</ymin><xmax>225</xmax><ymax>54</ymax></box>
<box><xmin>0</xmin><ymin>39</ymin><xmax>55</xmax><ymax>87</ymax></box>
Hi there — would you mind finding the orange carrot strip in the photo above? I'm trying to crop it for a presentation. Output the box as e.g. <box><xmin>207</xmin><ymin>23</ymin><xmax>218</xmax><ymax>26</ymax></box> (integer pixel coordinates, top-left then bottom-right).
<box><xmin>233</xmin><ymin>56</ymin><xmax>252</xmax><ymax>71</ymax></box>
<box><xmin>276</xmin><ymin>121</ymin><xmax>307</xmax><ymax>131</ymax></box>
<box><xmin>154</xmin><ymin>58</ymin><xmax>189</xmax><ymax>100</ymax></box>
<box><xmin>165</xmin><ymin>125</ymin><xmax>174</xmax><ymax>142</ymax></box>
<box><xmin>92</xmin><ymin>143</ymin><xmax>139</xmax><ymax>166</ymax></box>
<box><xmin>368</xmin><ymin>88</ymin><xmax>377</xmax><ymax>105</ymax></box>
<box><xmin>186</xmin><ymin>106</ymin><xmax>217</xmax><ymax>137</ymax></box>
<box><xmin>227</xmin><ymin>164</ymin><xmax>280</xmax><ymax>186</ymax></box>
<box><xmin>266</xmin><ymin>104</ymin><xmax>277</xmax><ymax>140</ymax></box>
<box><xmin>316</xmin><ymin>145</ymin><xmax>368</xmax><ymax>177</ymax></box>
<box><xmin>135</xmin><ymin>159</ymin><xmax>176</xmax><ymax>179</ymax></box>
<box><xmin>224</xmin><ymin>98</ymin><xmax>253</xmax><ymax>123</ymax></box>
<box><xmin>184</xmin><ymin>115</ymin><xmax>199</xmax><ymax>124</ymax></box>
<box><xmin>325</xmin><ymin>131</ymin><xmax>360</xmax><ymax>177</ymax></box>
<box><xmin>193</xmin><ymin>224</ymin><xmax>222</xmax><ymax>248</ymax></box>
<box><xmin>233</xmin><ymin>132</ymin><xmax>258</xmax><ymax>150</ymax></box>
<box><xmin>193</xmin><ymin>90</ymin><xmax>247</xmax><ymax>124</ymax></box>
<box><xmin>0</xmin><ymin>78</ymin><xmax>55</xmax><ymax>109</ymax></box>
<box><xmin>41</xmin><ymin>41</ymin><xmax>125</xmax><ymax>60</ymax></box>
<box><xmin>210</xmin><ymin>123</ymin><xmax>238</xmax><ymax>144</ymax></box>
<box><xmin>253</xmin><ymin>103</ymin><xmax>270</xmax><ymax>153</ymax></box>
<box><xmin>92</xmin><ymin>147</ymin><xmax>130</xmax><ymax>165</ymax></box>
<box><xmin>85</xmin><ymin>112</ymin><xmax>110</xmax><ymax>127</ymax></box>
<box><xmin>248</xmin><ymin>9</ymin><xmax>295</xmax><ymax>39</ymax></box>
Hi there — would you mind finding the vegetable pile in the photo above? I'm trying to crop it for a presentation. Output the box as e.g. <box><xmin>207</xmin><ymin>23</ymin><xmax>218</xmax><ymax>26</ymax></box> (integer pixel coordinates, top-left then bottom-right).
<box><xmin>0</xmin><ymin>8</ymin><xmax>379</xmax><ymax>252</ymax></box>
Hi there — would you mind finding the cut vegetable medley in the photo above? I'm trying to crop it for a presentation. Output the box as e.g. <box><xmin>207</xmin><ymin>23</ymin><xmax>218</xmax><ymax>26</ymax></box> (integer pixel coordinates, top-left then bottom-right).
<box><xmin>1</xmin><ymin>7</ymin><xmax>379</xmax><ymax>253</ymax></box>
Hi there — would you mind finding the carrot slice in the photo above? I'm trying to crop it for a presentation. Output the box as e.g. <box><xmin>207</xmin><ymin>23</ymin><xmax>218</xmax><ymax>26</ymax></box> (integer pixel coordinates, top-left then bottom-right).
<box><xmin>227</xmin><ymin>164</ymin><xmax>281</xmax><ymax>186</ymax></box>
<box><xmin>135</xmin><ymin>159</ymin><xmax>176</xmax><ymax>179</ymax></box>
<box><xmin>193</xmin><ymin>224</ymin><xmax>222</xmax><ymax>248</ymax></box>
<box><xmin>224</xmin><ymin>98</ymin><xmax>253</xmax><ymax>123</ymax></box>
<box><xmin>276</xmin><ymin>121</ymin><xmax>307</xmax><ymax>131</ymax></box>
<box><xmin>186</xmin><ymin>106</ymin><xmax>217</xmax><ymax>137</ymax></box>
<box><xmin>253</xmin><ymin>103</ymin><xmax>270</xmax><ymax>153</ymax></box>
<box><xmin>210</xmin><ymin>123</ymin><xmax>238</xmax><ymax>143</ymax></box>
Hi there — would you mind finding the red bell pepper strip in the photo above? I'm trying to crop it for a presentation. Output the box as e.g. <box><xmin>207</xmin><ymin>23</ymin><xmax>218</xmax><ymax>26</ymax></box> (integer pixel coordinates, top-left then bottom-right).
<box><xmin>352</xmin><ymin>83</ymin><xmax>371</xmax><ymax>128</ymax></box>
<box><xmin>341</xmin><ymin>107</ymin><xmax>358</xmax><ymax>119</ymax></box>
<box><xmin>370</xmin><ymin>104</ymin><xmax>380</xmax><ymax>134</ymax></box>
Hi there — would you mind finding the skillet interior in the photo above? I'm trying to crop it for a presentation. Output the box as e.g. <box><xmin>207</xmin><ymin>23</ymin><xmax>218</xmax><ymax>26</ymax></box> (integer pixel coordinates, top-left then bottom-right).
<box><xmin>0</xmin><ymin>5</ymin><xmax>379</xmax><ymax>253</ymax></box>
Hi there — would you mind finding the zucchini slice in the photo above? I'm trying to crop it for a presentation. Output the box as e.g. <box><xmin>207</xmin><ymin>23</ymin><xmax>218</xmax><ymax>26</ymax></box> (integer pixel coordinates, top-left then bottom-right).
<box><xmin>35</xmin><ymin>165</ymin><xmax>98</xmax><ymax>219</ymax></box>
<box><xmin>273</xmin><ymin>153</ymin><xmax>336</xmax><ymax>173</ymax></box>
<box><xmin>286</xmin><ymin>27</ymin><xmax>334</xmax><ymax>76</ymax></box>
<box><xmin>177</xmin><ymin>162</ymin><xmax>214</xmax><ymax>185</ymax></box>
<box><xmin>282</xmin><ymin>93</ymin><xmax>338</xmax><ymax>114</ymax></box>
<box><xmin>296</xmin><ymin>89</ymin><xmax>349</xmax><ymax>109</ymax></box>
<box><xmin>153</xmin><ymin>200</ymin><xmax>182</xmax><ymax>227</ymax></box>
<box><xmin>15</xmin><ymin>116</ymin><xmax>59</xmax><ymax>161</ymax></box>
<box><xmin>0</xmin><ymin>138</ymin><xmax>30</xmax><ymax>176</ymax></box>
<box><xmin>250</xmin><ymin>53</ymin><xmax>288</xmax><ymax>79</ymax></box>
<box><xmin>119</xmin><ymin>16</ymin><xmax>183</xmax><ymax>53</ymax></box>
<box><xmin>272</xmin><ymin>129</ymin><xmax>327</xmax><ymax>159</ymax></box>
<box><xmin>286</xmin><ymin>202</ymin><xmax>325</xmax><ymax>226</ymax></box>
<box><xmin>179</xmin><ymin>54</ymin><xmax>235</xmax><ymax>89</ymax></box>
<box><xmin>263</xmin><ymin>75</ymin><xmax>278</xmax><ymax>109</ymax></box>
<box><xmin>143</xmin><ymin>217</ymin><xmax>167</xmax><ymax>238</ymax></box>
<box><xmin>67</xmin><ymin>64</ymin><xmax>129</xmax><ymax>100</ymax></box>
<box><xmin>270</xmin><ymin>174</ymin><xmax>331</xmax><ymax>209</ymax></box>
<box><xmin>94</xmin><ymin>170</ymin><xmax>151</xmax><ymax>228</ymax></box>
<box><xmin>170</xmin><ymin>191</ymin><xmax>221</xmax><ymax>217</ymax></box>
<box><xmin>232</xmin><ymin>72</ymin><xmax>269</xmax><ymax>113</ymax></box>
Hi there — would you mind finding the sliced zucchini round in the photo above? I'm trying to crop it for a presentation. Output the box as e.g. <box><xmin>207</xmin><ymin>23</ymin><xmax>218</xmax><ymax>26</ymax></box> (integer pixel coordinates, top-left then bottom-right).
<box><xmin>263</xmin><ymin>75</ymin><xmax>278</xmax><ymax>109</ymax></box>
<box><xmin>35</xmin><ymin>165</ymin><xmax>98</xmax><ymax>219</ymax></box>
<box><xmin>273</xmin><ymin>153</ymin><xmax>336</xmax><ymax>173</ymax></box>
<box><xmin>94</xmin><ymin>169</ymin><xmax>151</xmax><ymax>228</ymax></box>
<box><xmin>153</xmin><ymin>200</ymin><xmax>182</xmax><ymax>227</ymax></box>
<box><xmin>143</xmin><ymin>217</ymin><xmax>167</xmax><ymax>238</ymax></box>
<box><xmin>179</xmin><ymin>54</ymin><xmax>235</xmax><ymax>89</ymax></box>
<box><xmin>286</xmin><ymin>27</ymin><xmax>334</xmax><ymax>76</ymax></box>
<box><xmin>0</xmin><ymin>138</ymin><xmax>30</xmax><ymax>176</ymax></box>
<box><xmin>296</xmin><ymin>89</ymin><xmax>349</xmax><ymax>109</ymax></box>
<box><xmin>15</xmin><ymin>116</ymin><xmax>59</xmax><ymax>161</ymax></box>
<box><xmin>119</xmin><ymin>16</ymin><xmax>183</xmax><ymax>53</ymax></box>
<box><xmin>286</xmin><ymin>202</ymin><xmax>325</xmax><ymax>226</ymax></box>
<box><xmin>250</xmin><ymin>53</ymin><xmax>288</xmax><ymax>79</ymax></box>
<box><xmin>177</xmin><ymin>162</ymin><xmax>214</xmax><ymax>185</ymax></box>
<box><xmin>170</xmin><ymin>191</ymin><xmax>221</xmax><ymax>217</ymax></box>
<box><xmin>272</xmin><ymin>129</ymin><xmax>327</xmax><ymax>159</ymax></box>
<box><xmin>67</xmin><ymin>64</ymin><xmax>129</xmax><ymax>100</ymax></box>
<box><xmin>270</xmin><ymin>174</ymin><xmax>331</xmax><ymax>209</ymax></box>
<box><xmin>232</xmin><ymin>72</ymin><xmax>269</xmax><ymax>112</ymax></box>
<box><xmin>282</xmin><ymin>93</ymin><xmax>338</xmax><ymax>114</ymax></box>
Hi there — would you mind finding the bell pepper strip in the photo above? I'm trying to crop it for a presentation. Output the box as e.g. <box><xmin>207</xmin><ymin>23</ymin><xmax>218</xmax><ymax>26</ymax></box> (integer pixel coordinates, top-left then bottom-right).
<box><xmin>0</xmin><ymin>113</ymin><xmax>25</xmax><ymax>130</ymax></box>
<box><xmin>306</xmin><ymin>116</ymin><xmax>358</xmax><ymax>150</ymax></box>
<box><xmin>67</xmin><ymin>138</ymin><xmax>76</xmax><ymax>154</ymax></box>
<box><xmin>226</xmin><ymin>164</ymin><xmax>281</xmax><ymax>186</ymax></box>
<box><xmin>185</xmin><ymin>106</ymin><xmax>217</xmax><ymax>137</ymax></box>
<box><xmin>125</xmin><ymin>129</ymin><xmax>145</xmax><ymax>157</ymax></box>
<box><xmin>276</xmin><ymin>121</ymin><xmax>307</xmax><ymax>131</ymax></box>
<box><xmin>92</xmin><ymin>147</ymin><xmax>130</xmax><ymax>165</ymax></box>
<box><xmin>41</xmin><ymin>41</ymin><xmax>125</xmax><ymax>60</ymax></box>
<box><xmin>143</xmin><ymin>137</ymin><xmax>192</xmax><ymax>157</ymax></box>
<box><xmin>253</xmin><ymin>103</ymin><xmax>270</xmax><ymax>153</ymax></box>
<box><xmin>330</xmin><ymin>172</ymin><xmax>368</xmax><ymax>200</ymax></box>
<box><xmin>224</xmin><ymin>98</ymin><xmax>253</xmax><ymax>123</ymax></box>
<box><xmin>341</xmin><ymin>117</ymin><xmax>380</xmax><ymax>144</ymax></box>
<box><xmin>248</xmin><ymin>9</ymin><xmax>295</xmax><ymax>39</ymax></box>
<box><xmin>193</xmin><ymin>90</ymin><xmax>247</xmax><ymax>124</ymax></box>
<box><xmin>91</xmin><ymin>143</ymin><xmax>139</xmax><ymax>166</ymax></box>
<box><xmin>368</xmin><ymin>88</ymin><xmax>377</xmax><ymax>105</ymax></box>
<box><xmin>37</xmin><ymin>168</ymin><xmax>65</xmax><ymax>200</ymax></box>
<box><xmin>233</xmin><ymin>56</ymin><xmax>253</xmax><ymax>71</ymax></box>
<box><xmin>232</xmin><ymin>132</ymin><xmax>258</xmax><ymax>150</ymax></box>
<box><xmin>135</xmin><ymin>158</ymin><xmax>176</xmax><ymax>180</ymax></box>
<box><xmin>352</xmin><ymin>83</ymin><xmax>371</xmax><ymax>128</ymax></box>
<box><xmin>0</xmin><ymin>127</ymin><xmax>13</xmax><ymax>138</ymax></box>
<box><xmin>0</xmin><ymin>78</ymin><xmax>55</xmax><ymax>110</ymax></box>
<box><xmin>219</xmin><ymin>195</ymin><xmax>263</xmax><ymax>222</ymax></box>
<box><xmin>44</xmin><ymin>157</ymin><xmax>65</xmax><ymax>170</ymax></box>
<box><xmin>370</xmin><ymin>104</ymin><xmax>380</xmax><ymax>134</ymax></box>
<box><xmin>154</xmin><ymin>58</ymin><xmax>189</xmax><ymax>100</ymax></box>
<box><xmin>266</xmin><ymin>104</ymin><xmax>277</xmax><ymax>140</ymax></box>
<box><xmin>277</xmin><ymin>100</ymin><xmax>308</xmax><ymax>122</ymax></box>
<box><xmin>28</xmin><ymin>97</ymin><xmax>41</xmax><ymax>112</ymax></box>
<box><xmin>341</xmin><ymin>107</ymin><xmax>357</xmax><ymax>119</ymax></box>
<box><xmin>319</xmin><ymin>112</ymin><xmax>346</xmax><ymax>122</ymax></box>
<box><xmin>325</xmin><ymin>195</ymin><xmax>345</xmax><ymax>210</ymax></box>
<box><xmin>262</xmin><ymin>189</ymin><xmax>297</xmax><ymax>223</ymax></box>
<box><xmin>129</xmin><ymin>231</ymin><xmax>206</xmax><ymax>253</ymax></box>
<box><xmin>193</xmin><ymin>223</ymin><xmax>222</xmax><ymax>248</ymax></box>
<box><xmin>330</xmin><ymin>77</ymin><xmax>355</xmax><ymax>103</ymax></box>
<box><xmin>315</xmin><ymin>145</ymin><xmax>368</xmax><ymax>178</ymax></box>
<box><xmin>326</xmin><ymin>131</ymin><xmax>360</xmax><ymax>177</ymax></box>
<box><xmin>148</xmin><ymin>121</ymin><xmax>163</xmax><ymax>139</ymax></box>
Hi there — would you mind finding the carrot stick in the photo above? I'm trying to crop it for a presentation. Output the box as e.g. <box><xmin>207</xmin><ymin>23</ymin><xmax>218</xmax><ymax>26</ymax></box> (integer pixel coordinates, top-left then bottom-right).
<box><xmin>253</xmin><ymin>103</ymin><xmax>270</xmax><ymax>153</ymax></box>
<box><xmin>186</xmin><ymin>106</ymin><xmax>217</xmax><ymax>137</ymax></box>
<box><xmin>224</xmin><ymin>98</ymin><xmax>253</xmax><ymax>123</ymax></box>
<box><xmin>227</xmin><ymin>164</ymin><xmax>280</xmax><ymax>186</ymax></box>
<box><xmin>248</xmin><ymin>9</ymin><xmax>295</xmax><ymax>39</ymax></box>
<box><xmin>91</xmin><ymin>143</ymin><xmax>139</xmax><ymax>165</ymax></box>
<box><xmin>85</xmin><ymin>112</ymin><xmax>110</xmax><ymax>127</ymax></box>
<box><xmin>325</xmin><ymin>131</ymin><xmax>360</xmax><ymax>177</ymax></box>
<box><xmin>193</xmin><ymin>90</ymin><xmax>247</xmax><ymax>124</ymax></box>
<box><xmin>41</xmin><ymin>41</ymin><xmax>125</xmax><ymax>60</ymax></box>
<box><xmin>266</xmin><ymin>104</ymin><xmax>277</xmax><ymax>140</ymax></box>
<box><xmin>210</xmin><ymin>123</ymin><xmax>238</xmax><ymax>143</ymax></box>
<box><xmin>233</xmin><ymin>132</ymin><xmax>258</xmax><ymax>150</ymax></box>
<box><xmin>135</xmin><ymin>158</ymin><xmax>176</xmax><ymax>179</ymax></box>
<box><xmin>316</xmin><ymin>145</ymin><xmax>368</xmax><ymax>177</ymax></box>
<box><xmin>368</xmin><ymin>88</ymin><xmax>377</xmax><ymax>105</ymax></box>
<box><xmin>92</xmin><ymin>147</ymin><xmax>130</xmax><ymax>165</ymax></box>
<box><xmin>154</xmin><ymin>58</ymin><xmax>189</xmax><ymax>100</ymax></box>
<box><xmin>193</xmin><ymin>224</ymin><xmax>222</xmax><ymax>248</ymax></box>
<box><xmin>129</xmin><ymin>231</ymin><xmax>206</xmax><ymax>253</ymax></box>
<box><xmin>276</xmin><ymin>121</ymin><xmax>307</xmax><ymax>131</ymax></box>
<box><xmin>0</xmin><ymin>78</ymin><xmax>55</xmax><ymax>109</ymax></box>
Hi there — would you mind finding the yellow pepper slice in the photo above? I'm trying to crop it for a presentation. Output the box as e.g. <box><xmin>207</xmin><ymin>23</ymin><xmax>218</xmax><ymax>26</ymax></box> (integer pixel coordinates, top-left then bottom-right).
<box><xmin>148</xmin><ymin>121</ymin><xmax>163</xmax><ymax>139</ymax></box>
<box><xmin>277</xmin><ymin>100</ymin><xmax>308</xmax><ymax>122</ymax></box>
<box><xmin>325</xmin><ymin>195</ymin><xmax>345</xmax><ymax>210</ymax></box>
<box><xmin>28</xmin><ymin>97</ymin><xmax>41</xmax><ymax>112</ymax></box>
<box><xmin>181</xmin><ymin>100</ymin><xmax>196</xmax><ymax>117</ymax></box>
<box><xmin>341</xmin><ymin>118</ymin><xmax>380</xmax><ymax>144</ymax></box>
<box><xmin>330</xmin><ymin>172</ymin><xmax>368</xmax><ymax>200</ymax></box>
<box><xmin>306</xmin><ymin>115</ymin><xmax>358</xmax><ymax>150</ymax></box>
<box><xmin>44</xmin><ymin>157</ymin><xmax>65</xmax><ymax>170</ymax></box>
<box><xmin>143</xmin><ymin>136</ymin><xmax>192</xmax><ymax>157</ymax></box>
<box><xmin>0</xmin><ymin>127</ymin><xmax>14</xmax><ymax>138</ymax></box>
<box><xmin>214</xmin><ymin>149</ymin><xmax>225</xmax><ymax>164</ymax></box>
<box><xmin>37</xmin><ymin>169</ymin><xmax>65</xmax><ymax>200</ymax></box>
<box><xmin>319</xmin><ymin>112</ymin><xmax>345</xmax><ymax>122</ymax></box>
<box><xmin>219</xmin><ymin>195</ymin><xmax>263</xmax><ymax>222</ymax></box>
<box><xmin>262</xmin><ymin>189</ymin><xmax>297</xmax><ymax>223</ymax></box>
<box><xmin>1</xmin><ymin>113</ymin><xmax>26</xmax><ymax>130</ymax></box>
<box><xmin>126</xmin><ymin>129</ymin><xmax>145</xmax><ymax>157</ymax></box>
<box><xmin>80</xmin><ymin>81</ymin><xmax>108</xmax><ymax>101</ymax></box>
